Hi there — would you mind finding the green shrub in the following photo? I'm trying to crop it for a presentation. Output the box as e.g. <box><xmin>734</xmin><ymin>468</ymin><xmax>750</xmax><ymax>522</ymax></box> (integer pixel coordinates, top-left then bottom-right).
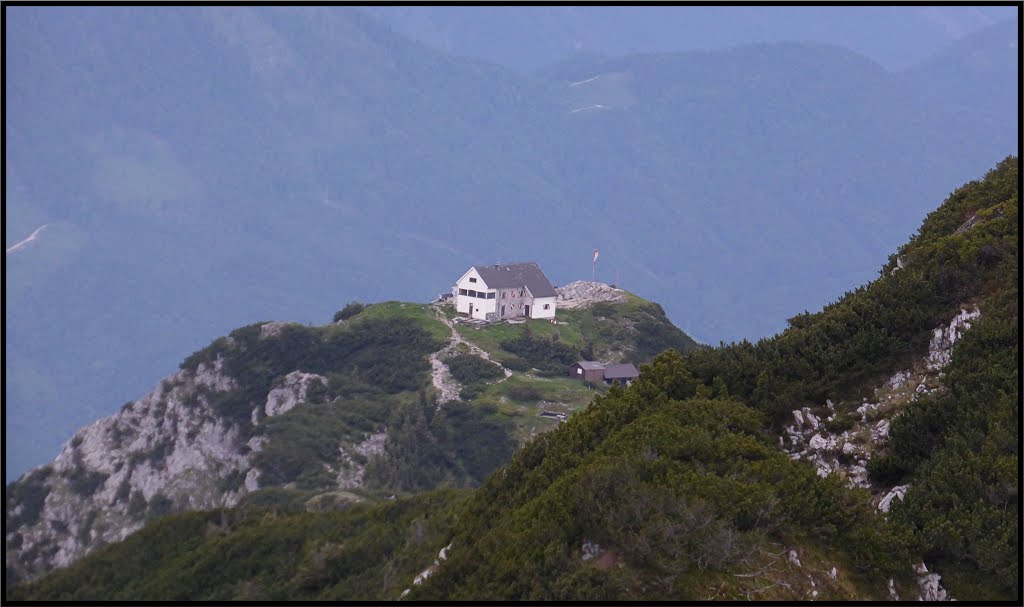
<box><xmin>502</xmin><ymin>356</ymin><xmax>532</xmax><ymax>372</ymax></box>
<box><xmin>365</xmin><ymin>396</ymin><xmax>515</xmax><ymax>492</ymax></box>
<box><xmin>219</xmin><ymin>469</ymin><xmax>247</xmax><ymax>493</ymax></box>
<box><xmin>253</xmin><ymin>396</ymin><xmax>390</xmax><ymax>490</ymax></box>
<box><xmin>147</xmin><ymin>493</ymin><xmax>175</xmax><ymax>519</ymax></box>
<box><xmin>191</xmin><ymin>317</ymin><xmax>443</xmax><ymax>433</ymax></box>
<box><xmin>458</xmin><ymin>384</ymin><xmax>485</xmax><ymax>401</ymax></box>
<box><xmin>6</xmin><ymin>466</ymin><xmax>53</xmax><ymax>528</ymax></box>
<box><xmin>446</xmin><ymin>353</ymin><xmax>503</xmax><ymax>385</ymax></box>
<box><xmin>77</xmin><ymin>510</ymin><xmax>98</xmax><ymax>545</ymax></box>
<box><xmin>67</xmin><ymin>467</ymin><xmax>109</xmax><ymax>497</ymax></box>
<box><xmin>127</xmin><ymin>491</ymin><xmax>148</xmax><ymax>517</ymax></box>
<box><xmin>113</xmin><ymin>479</ymin><xmax>132</xmax><ymax>505</ymax></box>
<box><xmin>333</xmin><ymin>302</ymin><xmax>368</xmax><ymax>323</ymax></box>
<box><xmin>506</xmin><ymin>386</ymin><xmax>542</xmax><ymax>402</ymax></box>
<box><xmin>500</xmin><ymin>334</ymin><xmax>578</xmax><ymax>375</ymax></box>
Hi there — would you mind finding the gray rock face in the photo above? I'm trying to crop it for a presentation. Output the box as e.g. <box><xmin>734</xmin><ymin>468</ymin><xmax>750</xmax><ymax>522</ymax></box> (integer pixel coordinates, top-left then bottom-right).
<box><xmin>335</xmin><ymin>431</ymin><xmax>387</xmax><ymax>489</ymax></box>
<box><xmin>778</xmin><ymin>309</ymin><xmax>977</xmax><ymax>603</ymax></box>
<box><xmin>878</xmin><ymin>485</ymin><xmax>908</xmax><ymax>513</ymax></box>
<box><xmin>7</xmin><ymin>324</ymin><xmax>402</xmax><ymax>584</ymax></box>
<box><xmin>261</xmin><ymin>371</ymin><xmax>328</xmax><ymax>418</ymax></box>
<box><xmin>782</xmin><ymin>305</ymin><xmax>981</xmax><ymax>500</ymax></box>
<box><xmin>914</xmin><ymin>562</ymin><xmax>951</xmax><ymax>601</ymax></box>
<box><xmin>259</xmin><ymin>320</ymin><xmax>299</xmax><ymax>339</ymax></box>
<box><xmin>6</xmin><ymin>356</ymin><xmax>250</xmax><ymax>581</ymax></box>
<box><xmin>555</xmin><ymin>281</ymin><xmax>626</xmax><ymax>309</ymax></box>
<box><xmin>926</xmin><ymin>306</ymin><xmax>981</xmax><ymax>370</ymax></box>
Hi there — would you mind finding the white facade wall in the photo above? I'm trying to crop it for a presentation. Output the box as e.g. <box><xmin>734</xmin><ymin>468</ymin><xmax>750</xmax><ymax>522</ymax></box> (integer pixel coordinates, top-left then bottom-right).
<box><xmin>454</xmin><ymin>268</ymin><xmax>497</xmax><ymax>320</ymax></box>
<box><xmin>531</xmin><ymin>296</ymin><xmax>557</xmax><ymax>319</ymax></box>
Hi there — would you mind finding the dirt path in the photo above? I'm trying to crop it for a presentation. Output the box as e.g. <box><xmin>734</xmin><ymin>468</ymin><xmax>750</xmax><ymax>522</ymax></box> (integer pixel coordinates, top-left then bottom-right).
<box><xmin>429</xmin><ymin>305</ymin><xmax>512</xmax><ymax>405</ymax></box>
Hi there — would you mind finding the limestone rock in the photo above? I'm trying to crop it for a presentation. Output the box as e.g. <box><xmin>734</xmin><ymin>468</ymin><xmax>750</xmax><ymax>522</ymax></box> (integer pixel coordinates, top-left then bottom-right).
<box><xmin>878</xmin><ymin>485</ymin><xmax>909</xmax><ymax>513</ymax></box>
<box><xmin>259</xmin><ymin>320</ymin><xmax>299</xmax><ymax>339</ymax></box>
<box><xmin>7</xmin><ymin>356</ymin><xmax>250</xmax><ymax>581</ymax></box>
<box><xmin>872</xmin><ymin>419</ymin><xmax>890</xmax><ymax>441</ymax></box>
<box><xmin>555</xmin><ymin>281</ymin><xmax>626</xmax><ymax>309</ymax></box>
<box><xmin>888</xmin><ymin>578</ymin><xmax>900</xmax><ymax>600</ymax></box>
<box><xmin>788</xmin><ymin>549</ymin><xmax>801</xmax><ymax>567</ymax></box>
<box><xmin>263</xmin><ymin>371</ymin><xmax>328</xmax><ymax>418</ymax></box>
<box><xmin>926</xmin><ymin>306</ymin><xmax>981</xmax><ymax>371</ymax></box>
<box><xmin>918</xmin><ymin>573</ymin><xmax>948</xmax><ymax>601</ymax></box>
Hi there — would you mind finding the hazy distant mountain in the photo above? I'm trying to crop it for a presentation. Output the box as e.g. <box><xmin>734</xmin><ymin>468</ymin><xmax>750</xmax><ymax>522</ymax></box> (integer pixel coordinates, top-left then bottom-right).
<box><xmin>4</xmin><ymin>6</ymin><xmax>1018</xmax><ymax>478</ymax></box>
<box><xmin>365</xmin><ymin>5</ymin><xmax>1016</xmax><ymax>73</ymax></box>
<box><xmin>900</xmin><ymin>18</ymin><xmax>1019</xmax><ymax>125</ymax></box>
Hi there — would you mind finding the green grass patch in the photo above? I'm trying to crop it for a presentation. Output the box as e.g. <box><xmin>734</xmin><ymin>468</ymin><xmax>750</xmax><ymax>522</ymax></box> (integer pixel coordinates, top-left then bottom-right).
<box><xmin>349</xmin><ymin>301</ymin><xmax>450</xmax><ymax>343</ymax></box>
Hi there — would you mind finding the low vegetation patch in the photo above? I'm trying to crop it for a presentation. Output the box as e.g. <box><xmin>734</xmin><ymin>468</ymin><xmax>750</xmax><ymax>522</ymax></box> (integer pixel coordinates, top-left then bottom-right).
<box><xmin>446</xmin><ymin>353</ymin><xmax>503</xmax><ymax>385</ymax></box>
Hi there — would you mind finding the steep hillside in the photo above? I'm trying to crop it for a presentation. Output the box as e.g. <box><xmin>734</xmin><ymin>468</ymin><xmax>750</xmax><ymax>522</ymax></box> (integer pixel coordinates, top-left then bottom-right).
<box><xmin>8</xmin><ymin>159</ymin><xmax>1016</xmax><ymax>601</ymax></box>
<box><xmin>6</xmin><ymin>6</ymin><xmax>1017</xmax><ymax>480</ymax></box>
<box><xmin>410</xmin><ymin>157</ymin><xmax>1019</xmax><ymax>601</ymax></box>
<box><xmin>5</xmin><ymin>292</ymin><xmax>695</xmax><ymax>585</ymax></box>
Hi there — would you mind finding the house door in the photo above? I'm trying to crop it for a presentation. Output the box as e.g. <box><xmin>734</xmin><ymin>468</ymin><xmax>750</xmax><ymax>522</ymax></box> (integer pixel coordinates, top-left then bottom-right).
<box><xmin>524</xmin><ymin>304</ymin><xmax>530</xmax><ymax>318</ymax></box>
<box><xmin>501</xmin><ymin>304</ymin><xmax>505</xmax><ymax>317</ymax></box>
<box><xmin>469</xmin><ymin>303</ymin><xmax>473</xmax><ymax>317</ymax></box>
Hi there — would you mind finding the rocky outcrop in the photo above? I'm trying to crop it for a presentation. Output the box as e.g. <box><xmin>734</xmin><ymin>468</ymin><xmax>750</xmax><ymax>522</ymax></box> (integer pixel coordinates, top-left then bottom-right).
<box><xmin>555</xmin><ymin>281</ymin><xmax>626</xmax><ymax>309</ymax></box>
<box><xmin>6</xmin><ymin>356</ymin><xmax>249</xmax><ymax>582</ymax></box>
<box><xmin>915</xmin><ymin>562</ymin><xmax>950</xmax><ymax>601</ymax></box>
<box><xmin>400</xmin><ymin>541</ymin><xmax>453</xmax><ymax>598</ymax></box>
<box><xmin>260</xmin><ymin>371</ymin><xmax>328</xmax><ymax>419</ymax></box>
<box><xmin>878</xmin><ymin>485</ymin><xmax>908</xmax><ymax>513</ymax></box>
<box><xmin>335</xmin><ymin>431</ymin><xmax>387</xmax><ymax>489</ymax></box>
<box><xmin>7</xmin><ymin>344</ymin><xmax>383</xmax><ymax>582</ymax></box>
<box><xmin>782</xmin><ymin>305</ymin><xmax>980</xmax><ymax>502</ymax></box>
<box><xmin>259</xmin><ymin>320</ymin><xmax>300</xmax><ymax>339</ymax></box>
<box><xmin>781</xmin><ymin>307</ymin><xmax>979</xmax><ymax>603</ymax></box>
<box><xmin>925</xmin><ymin>305</ymin><xmax>980</xmax><ymax>370</ymax></box>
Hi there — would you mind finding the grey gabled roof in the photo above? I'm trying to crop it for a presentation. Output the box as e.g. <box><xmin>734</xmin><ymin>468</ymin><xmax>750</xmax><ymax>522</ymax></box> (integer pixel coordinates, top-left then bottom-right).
<box><xmin>603</xmin><ymin>363</ymin><xmax>640</xmax><ymax>379</ymax></box>
<box><xmin>474</xmin><ymin>262</ymin><xmax>556</xmax><ymax>297</ymax></box>
<box><xmin>575</xmin><ymin>361</ymin><xmax>605</xmax><ymax>370</ymax></box>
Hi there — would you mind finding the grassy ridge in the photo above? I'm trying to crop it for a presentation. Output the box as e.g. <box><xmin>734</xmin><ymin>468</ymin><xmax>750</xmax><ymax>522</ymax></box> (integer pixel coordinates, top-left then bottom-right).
<box><xmin>453</xmin><ymin>292</ymin><xmax>702</xmax><ymax>366</ymax></box>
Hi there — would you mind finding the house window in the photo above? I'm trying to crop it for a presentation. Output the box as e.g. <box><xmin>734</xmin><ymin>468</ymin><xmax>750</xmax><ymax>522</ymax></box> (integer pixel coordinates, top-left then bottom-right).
<box><xmin>459</xmin><ymin>288</ymin><xmax>467</xmax><ymax>296</ymax></box>
<box><xmin>469</xmin><ymin>277</ymin><xmax>477</xmax><ymax>283</ymax></box>
<box><xmin>487</xmin><ymin>292</ymin><xmax>495</xmax><ymax>299</ymax></box>
<box><xmin>543</xmin><ymin>304</ymin><xmax>550</xmax><ymax>310</ymax></box>
<box><xmin>468</xmin><ymin>289</ymin><xmax>477</xmax><ymax>298</ymax></box>
<box><xmin>577</xmin><ymin>368</ymin><xmax>582</xmax><ymax>375</ymax></box>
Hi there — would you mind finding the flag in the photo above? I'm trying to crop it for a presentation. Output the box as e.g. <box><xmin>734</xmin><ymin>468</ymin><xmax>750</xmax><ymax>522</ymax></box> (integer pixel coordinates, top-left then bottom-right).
<box><xmin>593</xmin><ymin>248</ymin><xmax>599</xmax><ymax>263</ymax></box>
